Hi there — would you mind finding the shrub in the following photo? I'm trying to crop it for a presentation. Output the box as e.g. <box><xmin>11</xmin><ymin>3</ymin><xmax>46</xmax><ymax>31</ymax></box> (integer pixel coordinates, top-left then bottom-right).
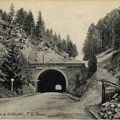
<box><xmin>0</xmin><ymin>39</ymin><xmax>32</xmax><ymax>92</ymax></box>
<box><xmin>87</xmin><ymin>55</ymin><xmax>97</xmax><ymax>78</ymax></box>
<box><xmin>0</xmin><ymin>84</ymin><xmax>18</xmax><ymax>98</ymax></box>
<box><xmin>110</xmin><ymin>51</ymin><xmax>120</xmax><ymax>63</ymax></box>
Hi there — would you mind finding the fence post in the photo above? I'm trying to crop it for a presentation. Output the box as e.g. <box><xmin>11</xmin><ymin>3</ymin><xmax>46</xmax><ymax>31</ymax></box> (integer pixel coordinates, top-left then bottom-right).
<box><xmin>102</xmin><ymin>80</ymin><xmax>106</xmax><ymax>103</ymax></box>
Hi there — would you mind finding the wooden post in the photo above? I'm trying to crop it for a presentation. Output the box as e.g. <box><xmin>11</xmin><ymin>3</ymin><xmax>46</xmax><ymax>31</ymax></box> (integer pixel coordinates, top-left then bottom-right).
<box><xmin>42</xmin><ymin>54</ymin><xmax>44</xmax><ymax>63</ymax></box>
<box><xmin>102</xmin><ymin>81</ymin><xmax>106</xmax><ymax>103</ymax></box>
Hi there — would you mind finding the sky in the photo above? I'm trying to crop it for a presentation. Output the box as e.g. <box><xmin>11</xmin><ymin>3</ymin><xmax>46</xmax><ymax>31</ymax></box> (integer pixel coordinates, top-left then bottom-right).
<box><xmin>0</xmin><ymin>0</ymin><xmax>120</xmax><ymax>60</ymax></box>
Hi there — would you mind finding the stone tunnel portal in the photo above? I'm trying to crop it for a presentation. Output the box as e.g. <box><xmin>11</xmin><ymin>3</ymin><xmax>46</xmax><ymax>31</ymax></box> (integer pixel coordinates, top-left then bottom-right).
<box><xmin>38</xmin><ymin>69</ymin><xmax>67</xmax><ymax>93</ymax></box>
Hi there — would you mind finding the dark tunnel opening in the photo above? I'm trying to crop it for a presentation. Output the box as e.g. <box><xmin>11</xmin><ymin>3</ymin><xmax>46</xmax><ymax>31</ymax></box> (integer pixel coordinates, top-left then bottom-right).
<box><xmin>38</xmin><ymin>69</ymin><xmax>66</xmax><ymax>93</ymax></box>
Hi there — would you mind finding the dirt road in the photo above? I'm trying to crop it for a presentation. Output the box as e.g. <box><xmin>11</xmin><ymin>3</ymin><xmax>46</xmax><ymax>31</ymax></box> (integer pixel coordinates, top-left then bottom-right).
<box><xmin>0</xmin><ymin>52</ymin><xmax>118</xmax><ymax>119</ymax></box>
<box><xmin>75</xmin><ymin>67</ymin><xmax>119</xmax><ymax>115</ymax></box>
<box><xmin>0</xmin><ymin>92</ymin><xmax>89</xmax><ymax>119</ymax></box>
<box><xmin>0</xmin><ymin>68</ymin><xmax>117</xmax><ymax>119</ymax></box>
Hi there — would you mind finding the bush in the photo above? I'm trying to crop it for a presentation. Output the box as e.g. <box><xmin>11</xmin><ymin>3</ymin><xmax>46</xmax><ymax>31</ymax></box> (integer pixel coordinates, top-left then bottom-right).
<box><xmin>0</xmin><ymin>40</ymin><xmax>32</xmax><ymax>91</ymax></box>
<box><xmin>111</xmin><ymin>51</ymin><xmax>120</xmax><ymax>62</ymax></box>
<box><xmin>0</xmin><ymin>83</ymin><xmax>35</xmax><ymax>97</ymax></box>
<box><xmin>87</xmin><ymin>55</ymin><xmax>97</xmax><ymax>78</ymax></box>
<box><xmin>22</xmin><ymin>84</ymin><xmax>36</xmax><ymax>95</ymax></box>
<box><xmin>76</xmin><ymin>73</ymin><xmax>86</xmax><ymax>85</ymax></box>
<box><xmin>0</xmin><ymin>84</ymin><xmax>18</xmax><ymax>98</ymax></box>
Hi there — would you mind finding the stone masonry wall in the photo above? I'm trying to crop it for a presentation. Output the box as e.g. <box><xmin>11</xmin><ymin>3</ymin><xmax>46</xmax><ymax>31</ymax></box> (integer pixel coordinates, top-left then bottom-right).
<box><xmin>30</xmin><ymin>65</ymin><xmax>87</xmax><ymax>93</ymax></box>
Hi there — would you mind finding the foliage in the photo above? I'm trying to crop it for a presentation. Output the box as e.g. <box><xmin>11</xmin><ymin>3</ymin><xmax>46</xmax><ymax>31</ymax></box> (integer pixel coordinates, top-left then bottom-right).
<box><xmin>35</xmin><ymin>11</ymin><xmax>45</xmax><ymax>38</ymax></box>
<box><xmin>0</xmin><ymin>82</ymin><xmax>35</xmax><ymax>97</ymax></box>
<box><xmin>66</xmin><ymin>35</ymin><xmax>78</xmax><ymax>58</ymax></box>
<box><xmin>114</xmin><ymin>16</ymin><xmax>120</xmax><ymax>50</ymax></box>
<box><xmin>83</xmin><ymin>8</ymin><xmax>120</xmax><ymax>60</ymax></box>
<box><xmin>87</xmin><ymin>55</ymin><xmax>97</xmax><ymax>78</ymax></box>
<box><xmin>75</xmin><ymin>72</ymin><xmax>86</xmax><ymax>88</ymax></box>
<box><xmin>22</xmin><ymin>84</ymin><xmax>36</xmax><ymax>95</ymax></box>
<box><xmin>107</xmin><ymin>50</ymin><xmax>120</xmax><ymax>77</ymax></box>
<box><xmin>0</xmin><ymin>83</ymin><xmax>18</xmax><ymax>98</ymax></box>
<box><xmin>0</xmin><ymin>4</ymin><xmax>78</xmax><ymax>58</ymax></box>
<box><xmin>0</xmin><ymin>40</ymin><xmax>32</xmax><ymax>92</ymax></box>
<box><xmin>8</xmin><ymin>3</ymin><xmax>15</xmax><ymax>23</ymax></box>
<box><xmin>0</xmin><ymin>11</ymin><xmax>9</xmax><ymax>22</ymax></box>
<box><xmin>45</xmin><ymin>29</ymin><xmax>78</xmax><ymax>57</ymax></box>
<box><xmin>14</xmin><ymin>8</ymin><xmax>27</xmax><ymax>28</ymax></box>
<box><xmin>68</xmin><ymin>71</ymin><xmax>97</xmax><ymax>97</ymax></box>
<box><xmin>23</xmin><ymin>10</ymin><xmax>35</xmax><ymax>36</ymax></box>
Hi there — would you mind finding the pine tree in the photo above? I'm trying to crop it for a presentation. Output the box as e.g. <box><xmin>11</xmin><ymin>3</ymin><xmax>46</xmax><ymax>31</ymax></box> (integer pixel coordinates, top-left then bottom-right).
<box><xmin>49</xmin><ymin>29</ymin><xmax>54</xmax><ymax>41</ymax></box>
<box><xmin>83</xmin><ymin>23</ymin><xmax>96</xmax><ymax>60</ymax></box>
<box><xmin>24</xmin><ymin>10</ymin><xmax>35</xmax><ymax>35</ymax></box>
<box><xmin>0</xmin><ymin>40</ymin><xmax>31</xmax><ymax>91</ymax></box>
<box><xmin>1</xmin><ymin>11</ymin><xmax>8</xmax><ymax>22</ymax></box>
<box><xmin>8</xmin><ymin>3</ymin><xmax>15</xmax><ymax>23</ymax></box>
<box><xmin>35</xmin><ymin>11</ymin><xmax>45</xmax><ymax>38</ymax></box>
<box><xmin>83</xmin><ymin>8</ymin><xmax>120</xmax><ymax>60</ymax></box>
<box><xmin>57</xmin><ymin>33</ymin><xmax>61</xmax><ymax>43</ymax></box>
<box><xmin>65</xmin><ymin>35</ymin><xmax>78</xmax><ymax>58</ymax></box>
<box><xmin>53</xmin><ymin>32</ymin><xmax>58</xmax><ymax>43</ymax></box>
<box><xmin>45</xmin><ymin>29</ymin><xmax>50</xmax><ymax>38</ymax></box>
<box><xmin>66</xmin><ymin>35</ymin><xmax>74</xmax><ymax>57</ymax></box>
<box><xmin>45</xmin><ymin>28</ymin><xmax>50</xmax><ymax>42</ymax></box>
<box><xmin>61</xmin><ymin>39</ymin><xmax>67</xmax><ymax>52</ymax></box>
<box><xmin>14</xmin><ymin>8</ymin><xmax>27</xmax><ymax>28</ymax></box>
<box><xmin>0</xmin><ymin>9</ymin><xmax>3</xmax><ymax>18</ymax></box>
<box><xmin>72</xmin><ymin>44</ymin><xmax>78</xmax><ymax>58</ymax></box>
<box><xmin>56</xmin><ymin>33</ymin><xmax>62</xmax><ymax>51</ymax></box>
<box><xmin>48</xmin><ymin>28</ymin><xmax>55</xmax><ymax>46</ymax></box>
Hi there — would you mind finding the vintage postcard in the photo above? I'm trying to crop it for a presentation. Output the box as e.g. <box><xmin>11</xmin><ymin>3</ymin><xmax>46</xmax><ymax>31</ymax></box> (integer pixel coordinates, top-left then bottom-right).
<box><xmin>0</xmin><ymin>0</ymin><xmax>120</xmax><ymax>119</ymax></box>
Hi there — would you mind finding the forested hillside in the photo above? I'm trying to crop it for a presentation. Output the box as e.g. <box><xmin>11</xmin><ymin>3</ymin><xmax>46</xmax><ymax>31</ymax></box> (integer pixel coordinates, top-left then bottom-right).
<box><xmin>83</xmin><ymin>8</ymin><xmax>120</xmax><ymax>60</ymax></box>
<box><xmin>0</xmin><ymin>3</ymin><xmax>79</xmax><ymax>97</ymax></box>
<box><xmin>0</xmin><ymin>3</ymin><xmax>78</xmax><ymax>58</ymax></box>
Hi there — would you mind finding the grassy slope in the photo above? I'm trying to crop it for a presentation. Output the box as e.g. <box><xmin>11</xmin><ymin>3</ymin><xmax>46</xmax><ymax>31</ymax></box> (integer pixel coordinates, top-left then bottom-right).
<box><xmin>75</xmin><ymin>49</ymin><xmax>120</xmax><ymax>108</ymax></box>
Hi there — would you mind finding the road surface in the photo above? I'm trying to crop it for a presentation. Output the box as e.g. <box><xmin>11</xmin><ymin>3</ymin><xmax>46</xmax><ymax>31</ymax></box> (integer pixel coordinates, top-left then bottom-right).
<box><xmin>0</xmin><ymin>92</ymin><xmax>89</xmax><ymax>119</ymax></box>
<box><xmin>0</xmin><ymin>59</ymin><xmax>116</xmax><ymax>119</ymax></box>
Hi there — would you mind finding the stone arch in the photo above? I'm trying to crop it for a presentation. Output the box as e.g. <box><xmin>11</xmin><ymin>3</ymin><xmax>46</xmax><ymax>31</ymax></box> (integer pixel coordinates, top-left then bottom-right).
<box><xmin>36</xmin><ymin>68</ymin><xmax>68</xmax><ymax>92</ymax></box>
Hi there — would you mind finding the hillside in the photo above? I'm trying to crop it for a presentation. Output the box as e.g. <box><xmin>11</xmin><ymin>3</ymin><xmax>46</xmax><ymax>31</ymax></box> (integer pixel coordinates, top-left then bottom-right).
<box><xmin>0</xmin><ymin>18</ymin><xmax>81</xmax><ymax>98</ymax></box>
<box><xmin>83</xmin><ymin>7</ymin><xmax>120</xmax><ymax>61</ymax></box>
<box><xmin>0</xmin><ymin>19</ymin><xmax>79</xmax><ymax>64</ymax></box>
<box><xmin>0</xmin><ymin>5</ymin><xmax>78</xmax><ymax>60</ymax></box>
<box><xmin>73</xmin><ymin>49</ymin><xmax>120</xmax><ymax>119</ymax></box>
<box><xmin>97</xmin><ymin>49</ymin><xmax>120</xmax><ymax>80</ymax></box>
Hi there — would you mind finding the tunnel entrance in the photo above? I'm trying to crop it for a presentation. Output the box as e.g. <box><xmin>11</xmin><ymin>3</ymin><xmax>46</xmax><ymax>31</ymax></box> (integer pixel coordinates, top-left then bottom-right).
<box><xmin>38</xmin><ymin>69</ymin><xmax>67</xmax><ymax>93</ymax></box>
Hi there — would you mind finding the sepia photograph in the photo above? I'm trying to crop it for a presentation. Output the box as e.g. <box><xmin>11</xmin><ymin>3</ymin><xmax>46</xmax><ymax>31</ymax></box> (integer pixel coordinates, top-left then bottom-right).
<box><xmin>0</xmin><ymin>0</ymin><xmax>120</xmax><ymax>119</ymax></box>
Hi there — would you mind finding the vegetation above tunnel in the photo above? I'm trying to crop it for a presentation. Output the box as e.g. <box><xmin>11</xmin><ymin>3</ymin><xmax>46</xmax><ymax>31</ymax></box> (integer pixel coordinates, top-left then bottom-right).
<box><xmin>0</xmin><ymin>3</ymin><xmax>78</xmax><ymax>58</ymax></box>
<box><xmin>0</xmin><ymin>3</ymin><xmax>79</xmax><ymax>97</ymax></box>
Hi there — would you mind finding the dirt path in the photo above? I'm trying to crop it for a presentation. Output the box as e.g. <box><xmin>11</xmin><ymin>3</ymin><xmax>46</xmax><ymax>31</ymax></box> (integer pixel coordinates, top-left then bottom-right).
<box><xmin>0</xmin><ymin>66</ymin><xmax>117</xmax><ymax>119</ymax></box>
<box><xmin>0</xmin><ymin>54</ymin><xmax>118</xmax><ymax>119</ymax></box>
<box><xmin>0</xmin><ymin>92</ymin><xmax>89</xmax><ymax>119</ymax></box>
<box><xmin>76</xmin><ymin>65</ymin><xmax>118</xmax><ymax>111</ymax></box>
<box><xmin>97</xmin><ymin>68</ymin><xmax>118</xmax><ymax>83</ymax></box>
